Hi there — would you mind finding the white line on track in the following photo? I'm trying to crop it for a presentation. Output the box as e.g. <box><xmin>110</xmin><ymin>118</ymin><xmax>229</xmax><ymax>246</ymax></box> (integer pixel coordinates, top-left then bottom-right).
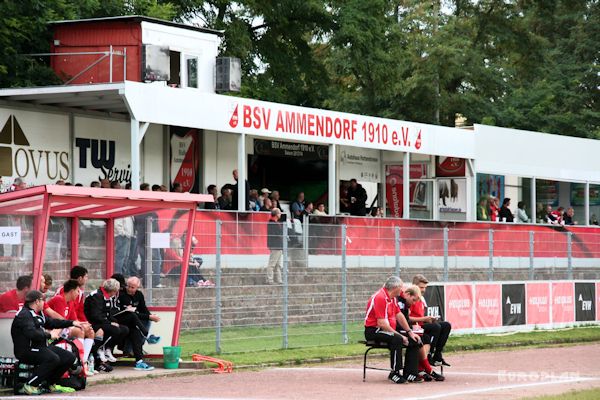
<box><xmin>393</xmin><ymin>377</ymin><xmax>598</xmax><ymax>400</ymax></box>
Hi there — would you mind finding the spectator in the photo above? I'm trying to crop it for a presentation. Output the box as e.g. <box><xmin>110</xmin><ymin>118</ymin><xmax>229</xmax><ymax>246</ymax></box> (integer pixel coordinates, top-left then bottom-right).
<box><xmin>11</xmin><ymin>177</ymin><xmax>27</xmax><ymax>191</ymax></box>
<box><xmin>489</xmin><ymin>197</ymin><xmax>499</xmax><ymax>222</ymax></box>
<box><xmin>204</xmin><ymin>184</ymin><xmax>220</xmax><ymax>209</ymax></box>
<box><xmin>248</xmin><ymin>189</ymin><xmax>261</xmax><ymax>211</ymax></box>
<box><xmin>151</xmin><ymin>184</ymin><xmax>161</xmax><ymax>192</ymax></box>
<box><xmin>516</xmin><ymin>201</ymin><xmax>530</xmax><ymax>223</ymax></box>
<box><xmin>553</xmin><ymin>206</ymin><xmax>565</xmax><ymax>224</ymax></box>
<box><xmin>56</xmin><ymin>180</ymin><xmax>65</xmax><ymax>185</ymax></box>
<box><xmin>270</xmin><ymin>190</ymin><xmax>282</xmax><ymax>211</ymax></box>
<box><xmin>370</xmin><ymin>207</ymin><xmax>383</xmax><ymax>217</ymax></box>
<box><xmin>161</xmin><ymin>236</ymin><xmax>208</xmax><ymax>287</ymax></box>
<box><xmin>110</xmin><ymin>180</ymin><xmax>121</xmax><ymax>189</ymax></box>
<box><xmin>591</xmin><ymin>214</ymin><xmax>599</xmax><ymax>225</ymax></box>
<box><xmin>90</xmin><ymin>181</ymin><xmax>100</xmax><ymax>188</ymax></box>
<box><xmin>140</xmin><ymin>183</ymin><xmax>150</xmax><ymax>191</ymax></box>
<box><xmin>365</xmin><ymin>276</ymin><xmax>421</xmax><ymax>384</ymax></box>
<box><xmin>0</xmin><ymin>275</ymin><xmax>32</xmax><ymax>312</ymax></box>
<box><xmin>410</xmin><ymin>274</ymin><xmax>451</xmax><ymax>368</ymax></box>
<box><xmin>345</xmin><ymin>179</ymin><xmax>368</xmax><ymax>216</ymax></box>
<box><xmin>266</xmin><ymin>208</ymin><xmax>284</xmax><ymax>285</ymax></box>
<box><xmin>75</xmin><ymin>183</ymin><xmax>83</xmax><ymax>187</ymax></box>
<box><xmin>498</xmin><ymin>198</ymin><xmax>514</xmax><ymax>222</ymax></box>
<box><xmin>172</xmin><ymin>182</ymin><xmax>183</xmax><ymax>193</ymax></box>
<box><xmin>563</xmin><ymin>207</ymin><xmax>577</xmax><ymax>225</ymax></box>
<box><xmin>477</xmin><ymin>198</ymin><xmax>489</xmax><ymax>221</ymax></box>
<box><xmin>100</xmin><ymin>179</ymin><xmax>110</xmax><ymax>188</ymax></box>
<box><xmin>114</xmin><ymin>215</ymin><xmax>135</xmax><ymax>277</ymax></box>
<box><xmin>304</xmin><ymin>202</ymin><xmax>314</xmax><ymax>215</ymax></box>
<box><xmin>231</xmin><ymin>169</ymin><xmax>249</xmax><ymax>210</ymax></box>
<box><xmin>291</xmin><ymin>192</ymin><xmax>306</xmax><ymax>220</ymax></box>
<box><xmin>218</xmin><ymin>187</ymin><xmax>233</xmax><ymax>210</ymax></box>
<box><xmin>84</xmin><ymin>279</ymin><xmax>129</xmax><ymax>368</ymax></box>
<box><xmin>11</xmin><ymin>290</ymin><xmax>80</xmax><ymax>394</ymax></box>
<box><xmin>260</xmin><ymin>188</ymin><xmax>272</xmax><ymax>208</ymax></box>
<box><xmin>160</xmin><ymin>185</ymin><xmax>168</xmax><ymax>192</ymax></box>
<box><xmin>313</xmin><ymin>203</ymin><xmax>327</xmax><ymax>216</ymax></box>
<box><xmin>260</xmin><ymin>197</ymin><xmax>273</xmax><ymax>212</ymax></box>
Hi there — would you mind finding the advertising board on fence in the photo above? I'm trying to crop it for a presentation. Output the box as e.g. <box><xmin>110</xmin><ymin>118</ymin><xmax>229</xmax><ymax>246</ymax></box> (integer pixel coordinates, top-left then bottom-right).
<box><xmin>444</xmin><ymin>284</ymin><xmax>473</xmax><ymax>330</ymax></box>
<box><xmin>552</xmin><ymin>282</ymin><xmax>575</xmax><ymax>324</ymax></box>
<box><xmin>475</xmin><ymin>284</ymin><xmax>502</xmax><ymax>328</ymax></box>
<box><xmin>526</xmin><ymin>282</ymin><xmax>550</xmax><ymax>325</ymax></box>
<box><xmin>502</xmin><ymin>284</ymin><xmax>526</xmax><ymax>326</ymax></box>
<box><xmin>575</xmin><ymin>282</ymin><xmax>596</xmax><ymax>322</ymax></box>
<box><xmin>423</xmin><ymin>285</ymin><xmax>445</xmax><ymax>321</ymax></box>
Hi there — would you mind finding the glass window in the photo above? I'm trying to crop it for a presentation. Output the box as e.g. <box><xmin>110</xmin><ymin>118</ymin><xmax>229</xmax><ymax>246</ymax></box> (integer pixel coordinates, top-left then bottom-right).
<box><xmin>186</xmin><ymin>57</ymin><xmax>198</xmax><ymax>88</ymax></box>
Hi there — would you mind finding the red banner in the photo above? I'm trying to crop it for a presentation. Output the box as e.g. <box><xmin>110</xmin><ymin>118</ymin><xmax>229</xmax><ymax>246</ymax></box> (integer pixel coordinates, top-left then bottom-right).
<box><xmin>552</xmin><ymin>282</ymin><xmax>575</xmax><ymax>323</ymax></box>
<box><xmin>526</xmin><ymin>282</ymin><xmax>550</xmax><ymax>325</ymax></box>
<box><xmin>444</xmin><ymin>284</ymin><xmax>473</xmax><ymax>330</ymax></box>
<box><xmin>475</xmin><ymin>284</ymin><xmax>502</xmax><ymax>328</ymax></box>
<box><xmin>385</xmin><ymin>164</ymin><xmax>427</xmax><ymax>218</ymax></box>
<box><xmin>436</xmin><ymin>156</ymin><xmax>465</xmax><ymax>177</ymax></box>
<box><xmin>170</xmin><ymin>129</ymin><xmax>199</xmax><ymax>192</ymax></box>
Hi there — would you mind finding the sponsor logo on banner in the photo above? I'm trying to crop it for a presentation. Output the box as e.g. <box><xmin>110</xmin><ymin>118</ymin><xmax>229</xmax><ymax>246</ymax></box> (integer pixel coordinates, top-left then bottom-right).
<box><xmin>552</xmin><ymin>282</ymin><xmax>574</xmax><ymax>323</ymax></box>
<box><xmin>502</xmin><ymin>284</ymin><xmax>526</xmax><ymax>326</ymax></box>
<box><xmin>444</xmin><ymin>285</ymin><xmax>473</xmax><ymax>330</ymax></box>
<box><xmin>75</xmin><ymin>137</ymin><xmax>131</xmax><ymax>183</ymax></box>
<box><xmin>423</xmin><ymin>285</ymin><xmax>445</xmax><ymax>321</ymax></box>
<box><xmin>0</xmin><ymin>114</ymin><xmax>69</xmax><ymax>183</ymax></box>
<box><xmin>229</xmin><ymin>104</ymin><xmax>239</xmax><ymax>128</ymax></box>
<box><xmin>435</xmin><ymin>156</ymin><xmax>465</xmax><ymax>177</ymax></box>
<box><xmin>526</xmin><ymin>282</ymin><xmax>550</xmax><ymax>325</ymax></box>
<box><xmin>475</xmin><ymin>284</ymin><xmax>502</xmax><ymax>328</ymax></box>
<box><xmin>574</xmin><ymin>282</ymin><xmax>595</xmax><ymax>322</ymax></box>
<box><xmin>385</xmin><ymin>164</ymin><xmax>428</xmax><ymax>218</ymax></box>
<box><xmin>438</xmin><ymin>178</ymin><xmax>467</xmax><ymax>213</ymax></box>
<box><xmin>0</xmin><ymin>227</ymin><xmax>21</xmax><ymax>245</ymax></box>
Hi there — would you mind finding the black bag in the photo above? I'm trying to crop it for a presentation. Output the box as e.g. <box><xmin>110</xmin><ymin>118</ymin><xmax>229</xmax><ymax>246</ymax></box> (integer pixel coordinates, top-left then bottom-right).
<box><xmin>52</xmin><ymin>338</ymin><xmax>87</xmax><ymax>391</ymax></box>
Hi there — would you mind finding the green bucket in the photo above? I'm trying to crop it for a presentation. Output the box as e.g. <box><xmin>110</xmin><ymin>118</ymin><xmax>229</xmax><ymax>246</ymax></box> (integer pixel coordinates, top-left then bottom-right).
<box><xmin>163</xmin><ymin>346</ymin><xmax>181</xmax><ymax>369</ymax></box>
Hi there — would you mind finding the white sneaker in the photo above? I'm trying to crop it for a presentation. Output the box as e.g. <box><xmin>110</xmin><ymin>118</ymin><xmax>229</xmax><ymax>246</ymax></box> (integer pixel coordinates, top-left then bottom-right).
<box><xmin>105</xmin><ymin>348</ymin><xmax>117</xmax><ymax>363</ymax></box>
<box><xmin>97</xmin><ymin>348</ymin><xmax>107</xmax><ymax>363</ymax></box>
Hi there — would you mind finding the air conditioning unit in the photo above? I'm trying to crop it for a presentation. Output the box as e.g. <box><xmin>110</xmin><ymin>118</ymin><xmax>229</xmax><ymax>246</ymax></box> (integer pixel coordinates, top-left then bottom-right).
<box><xmin>215</xmin><ymin>57</ymin><xmax>241</xmax><ymax>92</ymax></box>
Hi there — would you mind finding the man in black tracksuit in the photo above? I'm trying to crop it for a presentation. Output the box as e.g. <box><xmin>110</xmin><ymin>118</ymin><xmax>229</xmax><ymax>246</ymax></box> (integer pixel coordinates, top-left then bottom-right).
<box><xmin>11</xmin><ymin>290</ymin><xmax>81</xmax><ymax>394</ymax></box>
<box><xmin>84</xmin><ymin>279</ymin><xmax>129</xmax><ymax>364</ymax></box>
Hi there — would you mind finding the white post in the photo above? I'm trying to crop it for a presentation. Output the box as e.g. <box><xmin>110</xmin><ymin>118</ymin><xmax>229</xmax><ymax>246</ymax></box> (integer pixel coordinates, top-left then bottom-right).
<box><xmin>584</xmin><ymin>181</ymin><xmax>590</xmax><ymax>225</ymax></box>
<box><xmin>109</xmin><ymin>45</ymin><xmax>113</xmax><ymax>83</ymax></box>
<box><xmin>130</xmin><ymin>118</ymin><xmax>140</xmax><ymax>190</ymax></box>
<box><xmin>403</xmin><ymin>152</ymin><xmax>410</xmax><ymax>219</ymax></box>
<box><xmin>328</xmin><ymin>144</ymin><xmax>336</xmax><ymax>215</ymax></box>
<box><xmin>237</xmin><ymin>133</ymin><xmax>246</xmax><ymax>211</ymax></box>
<box><xmin>531</xmin><ymin>177</ymin><xmax>537</xmax><ymax>223</ymax></box>
<box><xmin>466</xmin><ymin>159</ymin><xmax>475</xmax><ymax>222</ymax></box>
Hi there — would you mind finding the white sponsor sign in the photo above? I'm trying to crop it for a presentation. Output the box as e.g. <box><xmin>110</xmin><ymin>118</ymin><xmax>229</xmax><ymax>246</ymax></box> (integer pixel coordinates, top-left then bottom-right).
<box><xmin>438</xmin><ymin>178</ymin><xmax>467</xmax><ymax>213</ymax></box>
<box><xmin>150</xmin><ymin>232</ymin><xmax>170</xmax><ymax>248</ymax></box>
<box><xmin>0</xmin><ymin>226</ymin><xmax>21</xmax><ymax>244</ymax></box>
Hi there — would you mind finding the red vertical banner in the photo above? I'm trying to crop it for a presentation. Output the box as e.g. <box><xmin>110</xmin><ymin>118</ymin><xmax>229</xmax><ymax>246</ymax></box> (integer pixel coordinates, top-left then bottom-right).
<box><xmin>596</xmin><ymin>282</ymin><xmax>600</xmax><ymax>321</ymax></box>
<box><xmin>444</xmin><ymin>284</ymin><xmax>473</xmax><ymax>330</ymax></box>
<box><xmin>552</xmin><ymin>282</ymin><xmax>575</xmax><ymax>323</ymax></box>
<box><xmin>475</xmin><ymin>284</ymin><xmax>502</xmax><ymax>328</ymax></box>
<box><xmin>526</xmin><ymin>282</ymin><xmax>550</xmax><ymax>325</ymax></box>
<box><xmin>170</xmin><ymin>128</ymin><xmax>200</xmax><ymax>193</ymax></box>
<box><xmin>385</xmin><ymin>164</ymin><xmax>427</xmax><ymax>218</ymax></box>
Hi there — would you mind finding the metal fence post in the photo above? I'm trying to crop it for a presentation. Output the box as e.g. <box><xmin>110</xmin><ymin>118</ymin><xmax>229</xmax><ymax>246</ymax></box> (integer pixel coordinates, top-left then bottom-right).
<box><xmin>341</xmin><ymin>224</ymin><xmax>348</xmax><ymax>344</ymax></box>
<box><xmin>529</xmin><ymin>231</ymin><xmax>535</xmax><ymax>280</ymax></box>
<box><xmin>394</xmin><ymin>226</ymin><xmax>401</xmax><ymax>277</ymax></box>
<box><xmin>215</xmin><ymin>220</ymin><xmax>222</xmax><ymax>354</ymax></box>
<box><xmin>443</xmin><ymin>227</ymin><xmax>449</xmax><ymax>282</ymax></box>
<box><xmin>303</xmin><ymin>214</ymin><xmax>309</xmax><ymax>267</ymax></box>
<box><xmin>282</xmin><ymin>221</ymin><xmax>289</xmax><ymax>349</ymax></box>
<box><xmin>488</xmin><ymin>229</ymin><xmax>494</xmax><ymax>281</ymax></box>
<box><xmin>567</xmin><ymin>231</ymin><xmax>573</xmax><ymax>280</ymax></box>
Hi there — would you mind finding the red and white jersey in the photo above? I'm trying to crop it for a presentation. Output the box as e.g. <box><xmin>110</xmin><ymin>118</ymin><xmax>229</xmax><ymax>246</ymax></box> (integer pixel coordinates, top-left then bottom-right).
<box><xmin>56</xmin><ymin>286</ymin><xmax>87</xmax><ymax>322</ymax></box>
<box><xmin>365</xmin><ymin>287</ymin><xmax>400</xmax><ymax>330</ymax></box>
<box><xmin>409</xmin><ymin>298</ymin><xmax>426</xmax><ymax>326</ymax></box>
<box><xmin>47</xmin><ymin>294</ymin><xmax>77</xmax><ymax>320</ymax></box>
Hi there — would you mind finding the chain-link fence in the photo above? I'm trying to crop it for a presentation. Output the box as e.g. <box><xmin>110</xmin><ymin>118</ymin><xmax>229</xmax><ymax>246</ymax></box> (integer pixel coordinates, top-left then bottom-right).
<box><xmin>175</xmin><ymin>214</ymin><xmax>600</xmax><ymax>355</ymax></box>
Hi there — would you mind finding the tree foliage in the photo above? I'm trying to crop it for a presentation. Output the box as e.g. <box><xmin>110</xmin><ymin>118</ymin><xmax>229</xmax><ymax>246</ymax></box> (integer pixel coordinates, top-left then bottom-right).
<box><xmin>0</xmin><ymin>0</ymin><xmax>598</xmax><ymax>138</ymax></box>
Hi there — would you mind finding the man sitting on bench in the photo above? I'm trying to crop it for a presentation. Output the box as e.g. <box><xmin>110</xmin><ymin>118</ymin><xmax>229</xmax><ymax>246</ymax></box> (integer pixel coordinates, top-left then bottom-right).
<box><xmin>364</xmin><ymin>276</ymin><xmax>421</xmax><ymax>384</ymax></box>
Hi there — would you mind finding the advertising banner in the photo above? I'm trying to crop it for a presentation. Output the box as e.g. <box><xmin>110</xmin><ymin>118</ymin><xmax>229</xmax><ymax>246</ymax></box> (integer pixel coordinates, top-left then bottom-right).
<box><xmin>551</xmin><ymin>282</ymin><xmax>574</xmax><ymax>323</ymax></box>
<box><xmin>475</xmin><ymin>284</ymin><xmax>502</xmax><ymax>328</ymax></box>
<box><xmin>438</xmin><ymin>178</ymin><xmax>467</xmax><ymax>213</ymax></box>
<box><xmin>526</xmin><ymin>282</ymin><xmax>550</xmax><ymax>325</ymax></box>
<box><xmin>338</xmin><ymin>146</ymin><xmax>379</xmax><ymax>182</ymax></box>
<box><xmin>575</xmin><ymin>282</ymin><xmax>595</xmax><ymax>322</ymax></box>
<box><xmin>502</xmin><ymin>284</ymin><xmax>526</xmax><ymax>326</ymax></box>
<box><xmin>385</xmin><ymin>163</ymin><xmax>428</xmax><ymax>218</ymax></box>
<box><xmin>444</xmin><ymin>284</ymin><xmax>473</xmax><ymax>330</ymax></box>
<box><xmin>476</xmin><ymin>173</ymin><xmax>504</xmax><ymax>202</ymax></box>
<box><xmin>423</xmin><ymin>285</ymin><xmax>445</xmax><ymax>321</ymax></box>
<box><xmin>536</xmin><ymin>179</ymin><xmax>559</xmax><ymax>207</ymax></box>
<box><xmin>435</xmin><ymin>156</ymin><xmax>465</xmax><ymax>177</ymax></box>
<box><xmin>170</xmin><ymin>127</ymin><xmax>200</xmax><ymax>193</ymax></box>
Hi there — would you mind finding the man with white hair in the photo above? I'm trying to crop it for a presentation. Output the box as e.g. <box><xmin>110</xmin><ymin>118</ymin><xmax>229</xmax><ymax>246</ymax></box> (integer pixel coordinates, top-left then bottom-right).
<box><xmin>365</xmin><ymin>276</ymin><xmax>422</xmax><ymax>384</ymax></box>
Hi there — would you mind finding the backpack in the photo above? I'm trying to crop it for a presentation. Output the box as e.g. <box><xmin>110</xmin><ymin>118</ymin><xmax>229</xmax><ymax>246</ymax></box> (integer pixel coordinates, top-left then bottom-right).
<box><xmin>52</xmin><ymin>338</ymin><xmax>87</xmax><ymax>391</ymax></box>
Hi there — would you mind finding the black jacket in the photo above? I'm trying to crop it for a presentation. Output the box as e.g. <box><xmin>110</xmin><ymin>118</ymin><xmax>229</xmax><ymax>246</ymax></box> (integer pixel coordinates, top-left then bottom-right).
<box><xmin>267</xmin><ymin>219</ymin><xmax>284</xmax><ymax>250</ymax></box>
<box><xmin>346</xmin><ymin>184</ymin><xmax>368</xmax><ymax>216</ymax></box>
<box><xmin>118</xmin><ymin>290</ymin><xmax>151</xmax><ymax>321</ymax></box>
<box><xmin>84</xmin><ymin>288</ymin><xmax>119</xmax><ymax>326</ymax></box>
<box><xmin>499</xmin><ymin>206</ymin><xmax>514</xmax><ymax>222</ymax></box>
<box><xmin>11</xmin><ymin>306</ymin><xmax>73</xmax><ymax>358</ymax></box>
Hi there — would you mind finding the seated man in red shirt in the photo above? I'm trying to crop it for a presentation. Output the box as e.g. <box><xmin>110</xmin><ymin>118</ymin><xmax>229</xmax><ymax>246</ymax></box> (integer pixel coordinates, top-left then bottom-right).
<box><xmin>0</xmin><ymin>275</ymin><xmax>32</xmax><ymax>312</ymax></box>
<box><xmin>47</xmin><ymin>279</ymin><xmax>95</xmax><ymax>375</ymax></box>
<box><xmin>409</xmin><ymin>274</ymin><xmax>452</xmax><ymax>367</ymax></box>
<box><xmin>365</xmin><ymin>276</ymin><xmax>421</xmax><ymax>384</ymax></box>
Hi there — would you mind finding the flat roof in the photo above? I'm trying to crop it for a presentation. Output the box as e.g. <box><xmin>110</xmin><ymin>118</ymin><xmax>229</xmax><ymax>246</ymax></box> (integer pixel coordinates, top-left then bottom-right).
<box><xmin>49</xmin><ymin>15</ymin><xmax>223</xmax><ymax>36</ymax></box>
